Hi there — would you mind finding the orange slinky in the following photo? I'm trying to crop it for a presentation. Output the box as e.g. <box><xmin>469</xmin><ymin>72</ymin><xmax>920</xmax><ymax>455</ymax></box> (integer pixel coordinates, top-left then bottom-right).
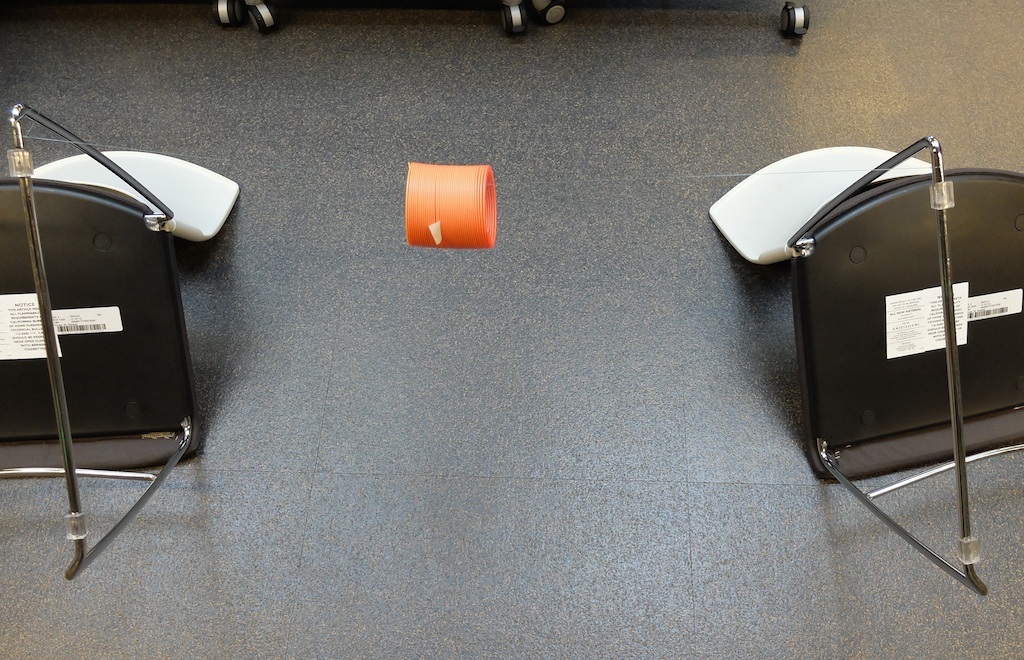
<box><xmin>406</xmin><ymin>162</ymin><xmax>496</xmax><ymax>249</ymax></box>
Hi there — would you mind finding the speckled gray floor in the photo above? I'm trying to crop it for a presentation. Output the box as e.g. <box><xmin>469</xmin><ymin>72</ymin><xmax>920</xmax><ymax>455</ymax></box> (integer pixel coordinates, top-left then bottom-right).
<box><xmin>2</xmin><ymin>1</ymin><xmax>1024</xmax><ymax>658</ymax></box>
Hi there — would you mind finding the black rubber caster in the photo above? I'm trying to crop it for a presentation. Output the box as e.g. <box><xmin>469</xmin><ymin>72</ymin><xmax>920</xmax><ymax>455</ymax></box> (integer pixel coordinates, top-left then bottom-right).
<box><xmin>247</xmin><ymin>2</ymin><xmax>277</xmax><ymax>33</ymax></box>
<box><xmin>529</xmin><ymin>0</ymin><xmax>567</xmax><ymax>25</ymax></box>
<box><xmin>780</xmin><ymin>2</ymin><xmax>809</xmax><ymax>37</ymax></box>
<box><xmin>214</xmin><ymin>0</ymin><xmax>246</xmax><ymax>27</ymax></box>
<box><xmin>502</xmin><ymin>4</ymin><xmax>527</xmax><ymax>35</ymax></box>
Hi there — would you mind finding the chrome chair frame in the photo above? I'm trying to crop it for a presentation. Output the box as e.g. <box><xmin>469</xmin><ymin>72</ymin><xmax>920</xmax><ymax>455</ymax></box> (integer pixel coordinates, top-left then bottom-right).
<box><xmin>792</xmin><ymin>137</ymin><xmax>1024</xmax><ymax>596</ymax></box>
<box><xmin>3</xmin><ymin>104</ymin><xmax>189</xmax><ymax>580</ymax></box>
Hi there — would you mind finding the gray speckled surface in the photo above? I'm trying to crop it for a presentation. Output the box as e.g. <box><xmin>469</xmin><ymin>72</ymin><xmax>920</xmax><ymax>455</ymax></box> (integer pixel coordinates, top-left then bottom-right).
<box><xmin>2</xmin><ymin>1</ymin><xmax>1024</xmax><ymax>657</ymax></box>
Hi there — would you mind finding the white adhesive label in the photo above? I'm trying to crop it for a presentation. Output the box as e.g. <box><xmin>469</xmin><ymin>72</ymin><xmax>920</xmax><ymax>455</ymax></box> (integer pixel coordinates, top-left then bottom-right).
<box><xmin>0</xmin><ymin>293</ymin><xmax>123</xmax><ymax>361</ymax></box>
<box><xmin>968</xmin><ymin>288</ymin><xmax>1023</xmax><ymax>322</ymax></box>
<box><xmin>886</xmin><ymin>284</ymin><xmax>1023</xmax><ymax>360</ymax></box>
<box><xmin>54</xmin><ymin>306</ymin><xmax>124</xmax><ymax>335</ymax></box>
<box><xmin>886</xmin><ymin>283</ymin><xmax>969</xmax><ymax>360</ymax></box>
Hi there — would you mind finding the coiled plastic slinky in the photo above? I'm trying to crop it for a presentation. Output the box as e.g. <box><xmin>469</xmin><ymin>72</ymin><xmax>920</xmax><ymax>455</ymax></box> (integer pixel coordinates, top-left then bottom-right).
<box><xmin>406</xmin><ymin>162</ymin><xmax>496</xmax><ymax>249</ymax></box>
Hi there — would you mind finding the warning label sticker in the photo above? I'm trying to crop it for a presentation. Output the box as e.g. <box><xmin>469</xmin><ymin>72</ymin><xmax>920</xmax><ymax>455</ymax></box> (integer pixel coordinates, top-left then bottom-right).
<box><xmin>885</xmin><ymin>284</ymin><xmax>1023</xmax><ymax>360</ymax></box>
<box><xmin>0</xmin><ymin>293</ymin><xmax>123</xmax><ymax>361</ymax></box>
<box><xmin>886</xmin><ymin>283</ymin><xmax>969</xmax><ymax>360</ymax></box>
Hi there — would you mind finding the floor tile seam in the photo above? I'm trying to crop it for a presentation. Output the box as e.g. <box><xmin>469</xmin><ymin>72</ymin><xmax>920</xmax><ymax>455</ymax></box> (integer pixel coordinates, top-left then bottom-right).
<box><xmin>229</xmin><ymin>161</ymin><xmax>713</xmax><ymax>189</ymax></box>
<box><xmin>498</xmin><ymin>174</ymin><xmax>736</xmax><ymax>187</ymax></box>
<box><xmin>174</xmin><ymin>467</ymin><xmax>317</xmax><ymax>478</ymax></box>
<box><xmin>687</xmin><ymin>479</ymin><xmax>830</xmax><ymax>489</ymax></box>
<box><xmin>278</xmin><ymin>468</ymin><xmax>323</xmax><ymax>657</ymax></box>
<box><xmin>684</xmin><ymin>481</ymin><xmax>699</xmax><ymax>648</ymax></box>
<box><xmin>305</xmin><ymin>469</ymin><xmax>691</xmax><ymax>486</ymax></box>
<box><xmin>172</xmin><ymin>467</ymin><xmax>699</xmax><ymax>485</ymax></box>
<box><xmin>182</xmin><ymin>464</ymin><xmax>690</xmax><ymax>479</ymax></box>
<box><xmin>310</xmin><ymin>347</ymin><xmax>339</xmax><ymax>473</ymax></box>
<box><xmin>280</xmin><ymin>347</ymin><xmax>338</xmax><ymax>657</ymax></box>
<box><xmin>175</xmin><ymin>465</ymin><xmax>819</xmax><ymax>490</ymax></box>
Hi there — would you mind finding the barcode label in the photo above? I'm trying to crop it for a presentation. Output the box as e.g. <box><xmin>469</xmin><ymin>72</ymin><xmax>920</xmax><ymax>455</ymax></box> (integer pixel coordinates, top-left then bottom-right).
<box><xmin>57</xmin><ymin>323</ymin><xmax>108</xmax><ymax>334</ymax></box>
<box><xmin>0</xmin><ymin>297</ymin><xmax>123</xmax><ymax>361</ymax></box>
<box><xmin>969</xmin><ymin>307</ymin><xmax>1008</xmax><ymax>320</ymax></box>
<box><xmin>967</xmin><ymin>289</ymin><xmax>1022</xmax><ymax>323</ymax></box>
<box><xmin>51</xmin><ymin>307</ymin><xmax>122</xmax><ymax>336</ymax></box>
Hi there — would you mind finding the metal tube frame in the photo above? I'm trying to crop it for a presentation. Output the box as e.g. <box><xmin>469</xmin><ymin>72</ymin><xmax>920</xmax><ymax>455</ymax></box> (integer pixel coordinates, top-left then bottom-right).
<box><xmin>13</xmin><ymin>104</ymin><xmax>174</xmax><ymax>223</ymax></box>
<box><xmin>6</xmin><ymin>104</ymin><xmax>188</xmax><ymax>580</ymax></box>
<box><xmin>813</xmin><ymin>136</ymin><xmax>990</xmax><ymax>595</ymax></box>
<box><xmin>0</xmin><ymin>468</ymin><xmax>157</xmax><ymax>482</ymax></box>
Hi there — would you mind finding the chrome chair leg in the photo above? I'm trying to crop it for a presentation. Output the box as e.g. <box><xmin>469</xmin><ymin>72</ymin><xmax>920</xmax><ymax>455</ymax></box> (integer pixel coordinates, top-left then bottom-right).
<box><xmin>0</xmin><ymin>422</ymin><xmax>192</xmax><ymax>580</ymax></box>
<box><xmin>867</xmin><ymin>443</ymin><xmax>1024</xmax><ymax>500</ymax></box>
<box><xmin>7</xmin><ymin>105</ymin><xmax>191</xmax><ymax>580</ymax></box>
<box><xmin>818</xmin><ymin>439</ymin><xmax>987</xmax><ymax>595</ymax></box>
<box><xmin>0</xmin><ymin>468</ymin><xmax>157</xmax><ymax>482</ymax></box>
<box><xmin>63</xmin><ymin>422</ymin><xmax>191</xmax><ymax>580</ymax></box>
<box><xmin>813</xmin><ymin>137</ymin><xmax>990</xmax><ymax>595</ymax></box>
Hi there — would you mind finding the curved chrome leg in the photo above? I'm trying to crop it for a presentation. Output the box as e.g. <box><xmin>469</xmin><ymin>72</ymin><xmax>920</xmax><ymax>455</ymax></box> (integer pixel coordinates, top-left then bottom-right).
<box><xmin>63</xmin><ymin>421</ymin><xmax>191</xmax><ymax>580</ymax></box>
<box><xmin>819</xmin><ymin>439</ymin><xmax>987</xmax><ymax>595</ymax></box>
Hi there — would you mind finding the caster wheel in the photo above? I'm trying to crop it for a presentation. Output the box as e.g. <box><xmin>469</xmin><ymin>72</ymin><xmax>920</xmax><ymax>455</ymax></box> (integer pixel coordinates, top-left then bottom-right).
<box><xmin>530</xmin><ymin>0</ymin><xmax>566</xmax><ymax>25</ymax></box>
<box><xmin>247</xmin><ymin>2</ymin><xmax>277</xmax><ymax>33</ymax></box>
<box><xmin>780</xmin><ymin>3</ymin><xmax>809</xmax><ymax>37</ymax></box>
<box><xmin>502</xmin><ymin>4</ymin><xmax>527</xmax><ymax>35</ymax></box>
<box><xmin>214</xmin><ymin>0</ymin><xmax>246</xmax><ymax>27</ymax></box>
<box><xmin>525</xmin><ymin>0</ymin><xmax>546</xmax><ymax>18</ymax></box>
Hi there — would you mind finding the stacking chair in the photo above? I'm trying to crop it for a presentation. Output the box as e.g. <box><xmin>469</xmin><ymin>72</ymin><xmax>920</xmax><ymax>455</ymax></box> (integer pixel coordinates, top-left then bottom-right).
<box><xmin>715</xmin><ymin>137</ymin><xmax>1024</xmax><ymax>594</ymax></box>
<box><xmin>789</xmin><ymin>138</ymin><xmax>1024</xmax><ymax>594</ymax></box>
<box><xmin>1</xmin><ymin>105</ymin><xmax>199</xmax><ymax>579</ymax></box>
